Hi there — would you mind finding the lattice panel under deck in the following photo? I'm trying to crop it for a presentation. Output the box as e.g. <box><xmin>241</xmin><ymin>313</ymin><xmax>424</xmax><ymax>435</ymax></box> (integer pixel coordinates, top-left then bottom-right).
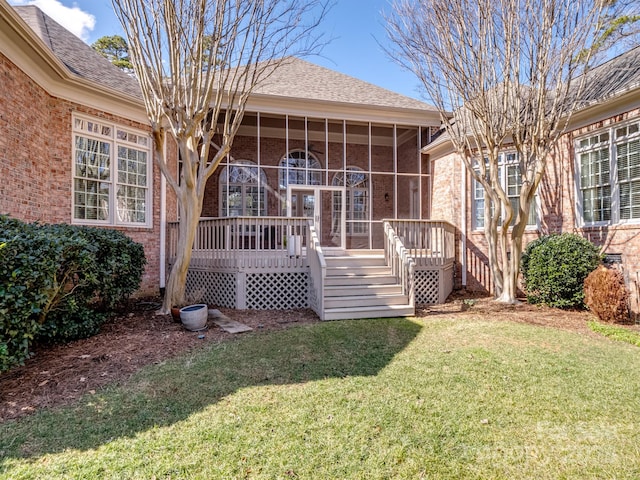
<box><xmin>246</xmin><ymin>272</ymin><xmax>309</xmax><ymax>310</ymax></box>
<box><xmin>415</xmin><ymin>269</ymin><xmax>440</xmax><ymax>304</ymax></box>
<box><xmin>186</xmin><ymin>270</ymin><xmax>236</xmax><ymax>308</ymax></box>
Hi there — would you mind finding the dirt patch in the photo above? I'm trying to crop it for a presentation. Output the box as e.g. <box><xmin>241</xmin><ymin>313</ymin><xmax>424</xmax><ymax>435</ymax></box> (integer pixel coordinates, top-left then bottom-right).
<box><xmin>1</xmin><ymin>294</ymin><xmax>636</xmax><ymax>423</ymax></box>
<box><xmin>0</xmin><ymin>300</ymin><xmax>317</xmax><ymax>423</ymax></box>
<box><xmin>417</xmin><ymin>292</ymin><xmax>597</xmax><ymax>333</ymax></box>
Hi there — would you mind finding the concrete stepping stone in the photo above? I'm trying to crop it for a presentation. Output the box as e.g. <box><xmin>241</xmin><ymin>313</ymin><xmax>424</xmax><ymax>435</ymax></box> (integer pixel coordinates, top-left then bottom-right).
<box><xmin>208</xmin><ymin>309</ymin><xmax>253</xmax><ymax>334</ymax></box>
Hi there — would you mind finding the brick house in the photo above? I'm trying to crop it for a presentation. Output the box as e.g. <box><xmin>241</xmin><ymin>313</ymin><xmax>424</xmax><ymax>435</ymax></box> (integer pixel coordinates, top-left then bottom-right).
<box><xmin>0</xmin><ymin>2</ymin><xmax>163</xmax><ymax>294</ymax></box>
<box><xmin>1</xmin><ymin>2</ymin><xmax>456</xmax><ymax>320</ymax></box>
<box><xmin>426</xmin><ymin>47</ymin><xmax>640</xmax><ymax>312</ymax></box>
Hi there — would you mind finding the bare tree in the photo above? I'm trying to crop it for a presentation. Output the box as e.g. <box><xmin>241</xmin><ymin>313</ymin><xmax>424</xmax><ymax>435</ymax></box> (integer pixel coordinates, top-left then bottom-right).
<box><xmin>386</xmin><ymin>0</ymin><xmax>627</xmax><ymax>303</ymax></box>
<box><xmin>111</xmin><ymin>0</ymin><xmax>328</xmax><ymax>313</ymax></box>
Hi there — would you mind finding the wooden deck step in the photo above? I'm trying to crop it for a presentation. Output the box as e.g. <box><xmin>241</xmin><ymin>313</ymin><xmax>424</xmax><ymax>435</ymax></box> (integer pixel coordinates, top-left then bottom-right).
<box><xmin>320</xmin><ymin>252</ymin><xmax>414</xmax><ymax>320</ymax></box>
<box><xmin>324</xmin><ymin>294</ymin><xmax>409</xmax><ymax>309</ymax></box>
<box><xmin>324</xmin><ymin>284</ymin><xmax>404</xmax><ymax>297</ymax></box>
<box><xmin>323</xmin><ymin>304</ymin><xmax>415</xmax><ymax>321</ymax></box>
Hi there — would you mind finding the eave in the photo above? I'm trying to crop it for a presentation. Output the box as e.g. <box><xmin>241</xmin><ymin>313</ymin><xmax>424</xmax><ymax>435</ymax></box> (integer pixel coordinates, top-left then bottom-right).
<box><xmin>245</xmin><ymin>92</ymin><xmax>442</xmax><ymax>127</ymax></box>
<box><xmin>0</xmin><ymin>1</ymin><xmax>148</xmax><ymax>125</ymax></box>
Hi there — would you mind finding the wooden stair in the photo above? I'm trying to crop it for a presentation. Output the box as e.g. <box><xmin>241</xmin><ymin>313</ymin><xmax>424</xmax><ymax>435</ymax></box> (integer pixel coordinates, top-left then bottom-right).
<box><xmin>322</xmin><ymin>252</ymin><xmax>414</xmax><ymax>321</ymax></box>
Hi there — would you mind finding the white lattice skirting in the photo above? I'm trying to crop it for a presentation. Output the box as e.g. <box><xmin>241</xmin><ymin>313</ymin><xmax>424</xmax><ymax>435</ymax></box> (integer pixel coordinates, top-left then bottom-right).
<box><xmin>181</xmin><ymin>261</ymin><xmax>453</xmax><ymax>310</ymax></box>
<box><xmin>185</xmin><ymin>269</ymin><xmax>309</xmax><ymax>310</ymax></box>
<box><xmin>415</xmin><ymin>263</ymin><xmax>454</xmax><ymax>304</ymax></box>
<box><xmin>185</xmin><ymin>270</ymin><xmax>237</xmax><ymax>308</ymax></box>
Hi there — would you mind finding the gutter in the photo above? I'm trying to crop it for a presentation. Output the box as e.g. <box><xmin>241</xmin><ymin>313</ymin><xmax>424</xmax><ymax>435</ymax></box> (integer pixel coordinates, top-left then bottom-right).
<box><xmin>461</xmin><ymin>160</ymin><xmax>467</xmax><ymax>287</ymax></box>
<box><xmin>159</xmin><ymin>137</ymin><xmax>167</xmax><ymax>290</ymax></box>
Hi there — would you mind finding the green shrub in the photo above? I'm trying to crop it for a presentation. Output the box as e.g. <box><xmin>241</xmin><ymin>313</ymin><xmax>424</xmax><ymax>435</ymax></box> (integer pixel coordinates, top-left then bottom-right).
<box><xmin>0</xmin><ymin>217</ymin><xmax>74</xmax><ymax>370</ymax></box>
<box><xmin>584</xmin><ymin>266</ymin><xmax>630</xmax><ymax>324</ymax></box>
<box><xmin>0</xmin><ymin>215</ymin><xmax>146</xmax><ymax>371</ymax></box>
<box><xmin>521</xmin><ymin>233</ymin><xmax>602</xmax><ymax>309</ymax></box>
<box><xmin>72</xmin><ymin>226</ymin><xmax>146</xmax><ymax>309</ymax></box>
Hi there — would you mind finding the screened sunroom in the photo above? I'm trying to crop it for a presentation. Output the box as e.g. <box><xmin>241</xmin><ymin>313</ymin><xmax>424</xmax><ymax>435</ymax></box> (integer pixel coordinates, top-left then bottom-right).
<box><xmin>166</xmin><ymin>58</ymin><xmax>456</xmax><ymax>319</ymax></box>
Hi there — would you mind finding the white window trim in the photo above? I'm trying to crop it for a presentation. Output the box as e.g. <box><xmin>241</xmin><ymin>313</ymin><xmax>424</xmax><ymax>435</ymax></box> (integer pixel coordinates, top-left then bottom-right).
<box><xmin>471</xmin><ymin>152</ymin><xmax>539</xmax><ymax>232</ymax></box>
<box><xmin>575</xmin><ymin>119</ymin><xmax>640</xmax><ymax>228</ymax></box>
<box><xmin>218</xmin><ymin>160</ymin><xmax>268</xmax><ymax>217</ymax></box>
<box><xmin>72</xmin><ymin>113</ymin><xmax>153</xmax><ymax>228</ymax></box>
<box><xmin>278</xmin><ymin>149</ymin><xmax>323</xmax><ymax>190</ymax></box>
<box><xmin>331</xmin><ymin>167</ymin><xmax>370</xmax><ymax>236</ymax></box>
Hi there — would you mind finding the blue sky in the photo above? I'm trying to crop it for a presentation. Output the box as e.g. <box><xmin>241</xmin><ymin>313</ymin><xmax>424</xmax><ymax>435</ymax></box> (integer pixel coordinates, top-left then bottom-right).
<box><xmin>8</xmin><ymin>0</ymin><xmax>425</xmax><ymax>101</ymax></box>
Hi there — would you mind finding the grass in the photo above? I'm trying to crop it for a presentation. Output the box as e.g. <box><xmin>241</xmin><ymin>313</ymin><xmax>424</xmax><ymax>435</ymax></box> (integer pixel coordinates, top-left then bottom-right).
<box><xmin>588</xmin><ymin>320</ymin><xmax>640</xmax><ymax>347</ymax></box>
<box><xmin>2</xmin><ymin>316</ymin><xmax>640</xmax><ymax>479</ymax></box>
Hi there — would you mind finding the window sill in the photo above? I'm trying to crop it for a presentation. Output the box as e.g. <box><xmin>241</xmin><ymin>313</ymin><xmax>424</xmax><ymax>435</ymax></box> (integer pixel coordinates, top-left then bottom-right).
<box><xmin>471</xmin><ymin>226</ymin><xmax>539</xmax><ymax>234</ymax></box>
<box><xmin>72</xmin><ymin>220</ymin><xmax>153</xmax><ymax>230</ymax></box>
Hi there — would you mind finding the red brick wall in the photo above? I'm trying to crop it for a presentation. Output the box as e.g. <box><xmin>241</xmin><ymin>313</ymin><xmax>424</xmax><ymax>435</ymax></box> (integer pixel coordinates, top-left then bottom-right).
<box><xmin>429</xmin><ymin>107</ymin><xmax>640</xmax><ymax>313</ymax></box>
<box><xmin>201</xmin><ymin>134</ymin><xmax>425</xmax><ymax>222</ymax></box>
<box><xmin>0</xmin><ymin>52</ymin><xmax>162</xmax><ymax>295</ymax></box>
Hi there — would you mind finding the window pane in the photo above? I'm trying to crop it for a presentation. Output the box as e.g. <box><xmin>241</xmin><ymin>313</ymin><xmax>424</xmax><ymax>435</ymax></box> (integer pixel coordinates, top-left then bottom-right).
<box><xmin>579</xmin><ymin>139</ymin><xmax>611</xmax><ymax>223</ymax></box>
<box><xmin>75</xmin><ymin>136</ymin><xmax>110</xmax><ymax>180</ymax></box>
<box><xmin>279</xmin><ymin>151</ymin><xmax>322</xmax><ymax>189</ymax></box>
<box><xmin>117</xmin><ymin>185</ymin><xmax>146</xmax><ymax>223</ymax></box>
<box><xmin>116</xmin><ymin>145</ymin><xmax>148</xmax><ymax>223</ymax></box>
<box><xmin>74</xmin><ymin>178</ymin><xmax>109</xmax><ymax>221</ymax></box>
<box><xmin>74</xmin><ymin>135</ymin><xmax>111</xmax><ymax>221</ymax></box>
<box><xmin>473</xmin><ymin>156</ymin><xmax>536</xmax><ymax>228</ymax></box>
<box><xmin>332</xmin><ymin>168</ymin><xmax>369</xmax><ymax>236</ymax></box>
<box><xmin>220</xmin><ymin>161</ymin><xmax>267</xmax><ymax>217</ymax></box>
<box><xmin>618</xmin><ymin>139</ymin><xmax>640</xmax><ymax>220</ymax></box>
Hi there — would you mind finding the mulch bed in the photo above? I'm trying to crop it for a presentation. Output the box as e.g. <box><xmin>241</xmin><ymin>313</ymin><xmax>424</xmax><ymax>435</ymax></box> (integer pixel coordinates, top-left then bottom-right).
<box><xmin>1</xmin><ymin>293</ymin><xmax>633</xmax><ymax>423</ymax></box>
<box><xmin>0</xmin><ymin>300</ymin><xmax>317</xmax><ymax>423</ymax></box>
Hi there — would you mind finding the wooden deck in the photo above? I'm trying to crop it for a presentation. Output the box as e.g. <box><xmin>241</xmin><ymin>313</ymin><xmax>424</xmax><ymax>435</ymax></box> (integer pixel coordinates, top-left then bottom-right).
<box><xmin>167</xmin><ymin>218</ymin><xmax>456</xmax><ymax>315</ymax></box>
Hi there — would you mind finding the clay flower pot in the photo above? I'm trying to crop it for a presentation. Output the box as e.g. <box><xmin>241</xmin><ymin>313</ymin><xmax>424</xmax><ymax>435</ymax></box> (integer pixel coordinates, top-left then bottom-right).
<box><xmin>179</xmin><ymin>304</ymin><xmax>208</xmax><ymax>331</ymax></box>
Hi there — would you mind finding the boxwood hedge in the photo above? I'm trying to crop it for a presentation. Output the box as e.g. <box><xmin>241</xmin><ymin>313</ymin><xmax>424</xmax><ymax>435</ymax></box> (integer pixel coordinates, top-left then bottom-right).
<box><xmin>521</xmin><ymin>233</ymin><xmax>601</xmax><ymax>309</ymax></box>
<box><xmin>0</xmin><ymin>215</ymin><xmax>146</xmax><ymax>372</ymax></box>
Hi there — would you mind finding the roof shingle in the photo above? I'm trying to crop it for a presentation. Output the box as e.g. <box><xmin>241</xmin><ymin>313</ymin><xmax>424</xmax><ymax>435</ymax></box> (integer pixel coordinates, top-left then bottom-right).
<box><xmin>254</xmin><ymin>57</ymin><xmax>436</xmax><ymax>111</ymax></box>
<box><xmin>14</xmin><ymin>5</ymin><xmax>141</xmax><ymax>99</ymax></box>
<box><xmin>12</xmin><ymin>6</ymin><xmax>435</xmax><ymax>112</ymax></box>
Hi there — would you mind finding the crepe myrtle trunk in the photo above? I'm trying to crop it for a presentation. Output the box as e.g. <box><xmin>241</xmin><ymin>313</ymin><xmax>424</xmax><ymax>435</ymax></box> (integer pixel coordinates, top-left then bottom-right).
<box><xmin>160</xmin><ymin>133</ymin><xmax>218</xmax><ymax>313</ymax></box>
<box><xmin>162</xmin><ymin>188</ymin><xmax>204</xmax><ymax>313</ymax></box>
<box><xmin>385</xmin><ymin>0</ymin><xmax>612</xmax><ymax>305</ymax></box>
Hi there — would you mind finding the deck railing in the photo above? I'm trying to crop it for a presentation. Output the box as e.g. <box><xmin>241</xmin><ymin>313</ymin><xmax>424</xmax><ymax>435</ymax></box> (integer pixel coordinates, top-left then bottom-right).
<box><xmin>167</xmin><ymin>217</ymin><xmax>455</xmax><ymax>272</ymax></box>
<box><xmin>384</xmin><ymin>220</ymin><xmax>456</xmax><ymax>267</ymax></box>
<box><xmin>167</xmin><ymin>216</ymin><xmax>310</xmax><ymax>270</ymax></box>
<box><xmin>383</xmin><ymin>221</ymin><xmax>415</xmax><ymax>305</ymax></box>
<box><xmin>306</xmin><ymin>224</ymin><xmax>326</xmax><ymax>319</ymax></box>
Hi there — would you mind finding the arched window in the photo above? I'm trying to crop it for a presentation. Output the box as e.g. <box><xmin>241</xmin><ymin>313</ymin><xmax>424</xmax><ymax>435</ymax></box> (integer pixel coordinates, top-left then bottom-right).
<box><xmin>279</xmin><ymin>150</ymin><xmax>322</xmax><ymax>189</ymax></box>
<box><xmin>332</xmin><ymin>167</ymin><xmax>369</xmax><ymax>235</ymax></box>
<box><xmin>219</xmin><ymin>160</ymin><xmax>267</xmax><ymax>217</ymax></box>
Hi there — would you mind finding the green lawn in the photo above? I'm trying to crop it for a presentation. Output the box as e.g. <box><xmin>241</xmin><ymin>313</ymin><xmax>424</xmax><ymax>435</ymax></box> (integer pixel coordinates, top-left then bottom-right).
<box><xmin>1</xmin><ymin>316</ymin><xmax>640</xmax><ymax>479</ymax></box>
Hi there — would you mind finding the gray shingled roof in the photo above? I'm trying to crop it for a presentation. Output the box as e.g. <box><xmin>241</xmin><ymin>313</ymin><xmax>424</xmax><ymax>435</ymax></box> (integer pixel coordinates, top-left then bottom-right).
<box><xmin>14</xmin><ymin>5</ymin><xmax>141</xmax><ymax>99</ymax></box>
<box><xmin>425</xmin><ymin>47</ymin><xmax>640</xmax><ymax>151</ymax></box>
<box><xmin>579</xmin><ymin>46</ymin><xmax>640</xmax><ymax>106</ymax></box>
<box><xmin>12</xmin><ymin>6</ymin><xmax>434</xmax><ymax>112</ymax></box>
<box><xmin>253</xmin><ymin>57</ymin><xmax>436</xmax><ymax>111</ymax></box>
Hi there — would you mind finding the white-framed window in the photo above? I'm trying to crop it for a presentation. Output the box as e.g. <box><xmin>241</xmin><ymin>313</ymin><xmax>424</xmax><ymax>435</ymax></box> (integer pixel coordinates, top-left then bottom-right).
<box><xmin>219</xmin><ymin>160</ymin><xmax>267</xmax><ymax>217</ymax></box>
<box><xmin>577</xmin><ymin>120</ymin><xmax>640</xmax><ymax>225</ymax></box>
<box><xmin>278</xmin><ymin>150</ymin><xmax>322</xmax><ymax>189</ymax></box>
<box><xmin>72</xmin><ymin>115</ymin><xmax>152</xmax><ymax>226</ymax></box>
<box><xmin>332</xmin><ymin>167</ymin><xmax>369</xmax><ymax>235</ymax></box>
<box><xmin>472</xmin><ymin>153</ymin><xmax>537</xmax><ymax>230</ymax></box>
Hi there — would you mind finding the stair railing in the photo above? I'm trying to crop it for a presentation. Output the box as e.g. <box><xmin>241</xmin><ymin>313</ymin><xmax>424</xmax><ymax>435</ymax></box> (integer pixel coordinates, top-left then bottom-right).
<box><xmin>307</xmin><ymin>223</ymin><xmax>326</xmax><ymax>320</ymax></box>
<box><xmin>383</xmin><ymin>221</ymin><xmax>415</xmax><ymax>309</ymax></box>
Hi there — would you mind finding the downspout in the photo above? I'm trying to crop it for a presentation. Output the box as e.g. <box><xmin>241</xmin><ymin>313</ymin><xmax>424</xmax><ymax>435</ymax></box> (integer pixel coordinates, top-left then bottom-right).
<box><xmin>460</xmin><ymin>159</ymin><xmax>467</xmax><ymax>287</ymax></box>
<box><xmin>159</xmin><ymin>137</ymin><xmax>167</xmax><ymax>290</ymax></box>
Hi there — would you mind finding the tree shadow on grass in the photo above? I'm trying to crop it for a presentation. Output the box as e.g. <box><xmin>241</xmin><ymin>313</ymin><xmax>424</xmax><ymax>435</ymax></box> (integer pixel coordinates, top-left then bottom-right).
<box><xmin>0</xmin><ymin>317</ymin><xmax>421</xmax><ymax>464</ymax></box>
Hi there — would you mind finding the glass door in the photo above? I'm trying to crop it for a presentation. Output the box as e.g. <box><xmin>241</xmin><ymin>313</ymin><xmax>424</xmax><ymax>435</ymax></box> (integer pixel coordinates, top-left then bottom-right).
<box><xmin>288</xmin><ymin>186</ymin><xmax>345</xmax><ymax>250</ymax></box>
